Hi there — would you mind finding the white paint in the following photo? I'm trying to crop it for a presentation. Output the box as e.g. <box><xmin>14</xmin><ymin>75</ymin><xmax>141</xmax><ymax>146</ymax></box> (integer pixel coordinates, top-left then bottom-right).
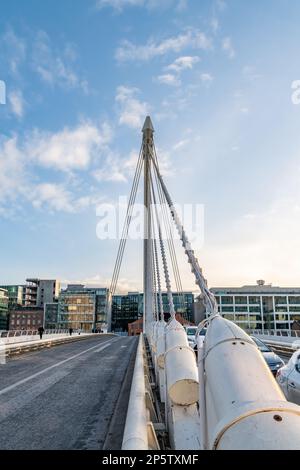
<box><xmin>204</xmin><ymin>315</ymin><xmax>300</xmax><ymax>449</ymax></box>
<box><xmin>165</xmin><ymin>319</ymin><xmax>198</xmax><ymax>406</ymax></box>
<box><xmin>122</xmin><ymin>334</ymin><xmax>148</xmax><ymax>450</ymax></box>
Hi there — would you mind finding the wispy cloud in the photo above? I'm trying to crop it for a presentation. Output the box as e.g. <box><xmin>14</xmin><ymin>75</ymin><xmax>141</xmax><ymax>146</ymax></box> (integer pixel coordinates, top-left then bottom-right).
<box><xmin>2</xmin><ymin>28</ymin><xmax>26</xmax><ymax>75</ymax></box>
<box><xmin>27</xmin><ymin>121</ymin><xmax>112</xmax><ymax>172</ymax></box>
<box><xmin>93</xmin><ymin>151</ymin><xmax>128</xmax><ymax>183</ymax></box>
<box><xmin>0</xmin><ymin>120</ymin><xmax>114</xmax><ymax>216</ymax></box>
<box><xmin>156</xmin><ymin>55</ymin><xmax>200</xmax><ymax>87</ymax></box>
<box><xmin>173</xmin><ymin>139</ymin><xmax>190</xmax><ymax>151</ymax></box>
<box><xmin>157</xmin><ymin>73</ymin><xmax>181</xmax><ymax>86</ymax></box>
<box><xmin>116</xmin><ymin>29</ymin><xmax>211</xmax><ymax>62</ymax></box>
<box><xmin>8</xmin><ymin>90</ymin><xmax>25</xmax><ymax>118</ymax></box>
<box><xmin>166</xmin><ymin>55</ymin><xmax>200</xmax><ymax>72</ymax></box>
<box><xmin>200</xmin><ymin>72</ymin><xmax>214</xmax><ymax>83</ymax></box>
<box><xmin>32</xmin><ymin>31</ymin><xmax>89</xmax><ymax>93</ymax></box>
<box><xmin>0</xmin><ymin>137</ymin><xmax>28</xmax><ymax>206</ymax></box>
<box><xmin>222</xmin><ymin>36</ymin><xmax>235</xmax><ymax>59</ymax></box>
<box><xmin>115</xmin><ymin>86</ymin><xmax>149</xmax><ymax>128</ymax></box>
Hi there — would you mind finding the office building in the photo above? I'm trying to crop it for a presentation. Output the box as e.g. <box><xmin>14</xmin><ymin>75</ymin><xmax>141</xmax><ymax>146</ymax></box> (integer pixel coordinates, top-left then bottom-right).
<box><xmin>54</xmin><ymin>285</ymin><xmax>109</xmax><ymax>332</ymax></box>
<box><xmin>24</xmin><ymin>279</ymin><xmax>60</xmax><ymax>308</ymax></box>
<box><xmin>44</xmin><ymin>303</ymin><xmax>59</xmax><ymax>329</ymax></box>
<box><xmin>196</xmin><ymin>280</ymin><xmax>300</xmax><ymax>332</ymax></box>
<box><xmin>112</xmin><ymin>292</ymin><xmax>143</xmax><ymax>332</ymax></box>
<box><xmin>0</xmin><ymin>285</ymin><xmax>24</xmax><ymax>308</ymax></box>
<box><xmin>111</xmin><ymin>291</ymin><xmax>194</xmax><ymax>332</ymax></box>
<box><xmin>8</xmin><ymin>307</ymin><xmax>44</xmax><ymax>330</ymax></box>
<box><xmin>0</xmin><ymin>288</ymin><xmax>9</xmax><ymax>330</ymax></box>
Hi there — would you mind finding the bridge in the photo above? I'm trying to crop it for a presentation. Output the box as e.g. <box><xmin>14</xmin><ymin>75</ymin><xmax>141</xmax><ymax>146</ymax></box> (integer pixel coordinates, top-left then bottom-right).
<box><xmin>1</xmin><ymin>117</ymin><xmax>300</xmax><ymax>451</ymax></box>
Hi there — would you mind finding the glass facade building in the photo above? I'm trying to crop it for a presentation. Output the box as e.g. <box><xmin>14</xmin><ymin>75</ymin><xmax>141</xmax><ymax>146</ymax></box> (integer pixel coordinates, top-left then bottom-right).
<box><xmin>209</xmin><ymin>282</ymin><xmax>300</xmax><ymax>332</ymax></box>
<box><xmin>111</xmin><ymin>291</ymin><xmax>194</xmax><ymax>332</ymax></box>
<box><xmin>112</xmin><ymin>292</ymin><xmax>143</xmax><ymax>332</ymax></box>
<box><xmin>55</xmin><ymin>286</ymin><xmax>109</xmax><ymax>332</ymax></box>
<box><xmin>0</xmin><ymin>285</ymin><xmax>23</xmax><ymax>308</ymax></box>
<box><xmin>0</xmin><ymin>288</ymin><xmax>9</xmax><ymax>330</ymax></box>
<box><xmin>44</xmin><ymin>303</ymin><xmax>59</xmax><ymax>329</ymax></box>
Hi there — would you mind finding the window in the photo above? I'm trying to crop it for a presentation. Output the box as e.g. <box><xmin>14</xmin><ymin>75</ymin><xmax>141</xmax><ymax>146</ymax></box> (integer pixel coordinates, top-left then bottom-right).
<box><xmin>235</xmin><ymin>296</ymin><xmax>247</xmax><ymax>304</ymax></box>
<box><xmin>235</xmin><ymin>306</ymin><xmax>248</xmax><ymax>312</ymax></box>
<box><xmin>289</xmin><ymin>296</ymin><xmax>300</xmax><ymax>305</ymax></box>
<box><xmin>221</xmin><ymin>296</ymin><xmax>233</xmax><ymax>305</ymax></box>
<box><xmin>249</xmin><ymin>306</ymin><xmax>261</xmax><ymax>313</ymax></box>
<box><xmin>222</xmin><ymin>306</ymin><xmax>234</xmax><ymax>312</ymax></box>
<box><xmin>249</xmin><ymin>296</ymin><xmax>260</xmax><ymax>304</ymax></box>
<box><xmin>275</xmin><ymin>296</ymin><xmax>287</xmax><ymax>305</ymax></box>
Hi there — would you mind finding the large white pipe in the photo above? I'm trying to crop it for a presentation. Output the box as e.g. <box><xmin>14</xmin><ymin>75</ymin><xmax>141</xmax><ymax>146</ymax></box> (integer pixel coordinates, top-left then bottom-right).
<box><xmin>204</xmin><ymin>315</ymin><xmax>300</xmax><ymax>449</ymax></box>
<box><xmin>122</xmin><ymin>334</ymin><xmax>148</xmax><ymax>450</ymax></box>
<box><xmin>156</xmin><ymin>320</ymin><xmax>166</xmax><ymax>403</ymax></box>
<box><xmin>197</xmin><ymin>336</ymin><xmax>207</xmax><ymax>450</ymax></box>
<box><xmin>165</xmin><ymin>319</ymin><xmax>199</xmax><ymax>406</ymax></box>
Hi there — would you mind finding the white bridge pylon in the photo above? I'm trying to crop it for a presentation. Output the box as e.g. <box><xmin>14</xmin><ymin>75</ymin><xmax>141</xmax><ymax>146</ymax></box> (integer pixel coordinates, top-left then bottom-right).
<box><xmin>111</xmin><ymin>117</ymin><xmax>300</xmax><ymax>450</ymax></box>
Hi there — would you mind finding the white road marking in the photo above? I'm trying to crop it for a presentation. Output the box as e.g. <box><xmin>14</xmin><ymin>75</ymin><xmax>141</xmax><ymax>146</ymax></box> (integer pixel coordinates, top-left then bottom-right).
<box><xmin>0</xmin><ymin>338</ymin><xmax>118</xmax><ymax>397</ymax></box>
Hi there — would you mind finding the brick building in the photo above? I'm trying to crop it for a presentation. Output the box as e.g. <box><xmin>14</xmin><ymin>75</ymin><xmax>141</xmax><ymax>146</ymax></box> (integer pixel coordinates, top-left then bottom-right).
<box><xmin>9</xmin><ymin>307</ymin><xmax>44</xmax><ymax>330</ymax></box>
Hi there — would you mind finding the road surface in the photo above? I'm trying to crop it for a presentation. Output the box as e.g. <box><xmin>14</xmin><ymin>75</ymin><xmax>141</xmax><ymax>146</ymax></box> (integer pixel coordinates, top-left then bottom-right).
<box><xmin>0</xmin><ymin>335</ymin><xmax>137</xmax><ymax>450</ymax></box>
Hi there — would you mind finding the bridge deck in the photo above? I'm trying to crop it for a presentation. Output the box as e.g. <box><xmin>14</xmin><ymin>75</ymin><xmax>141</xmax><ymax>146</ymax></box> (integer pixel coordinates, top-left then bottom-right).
<box><xmin>0</xmin><ymin>335</ymin><xmax>137</xmax><ymax>450</ymax></box>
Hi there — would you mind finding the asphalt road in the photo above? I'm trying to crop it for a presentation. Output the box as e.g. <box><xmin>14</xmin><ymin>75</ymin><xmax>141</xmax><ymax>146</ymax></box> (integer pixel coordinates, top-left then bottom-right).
<box><xmin>0</xmin><ymin>334</ymin><xmax>138</xmax><ymax>450</ymax></box>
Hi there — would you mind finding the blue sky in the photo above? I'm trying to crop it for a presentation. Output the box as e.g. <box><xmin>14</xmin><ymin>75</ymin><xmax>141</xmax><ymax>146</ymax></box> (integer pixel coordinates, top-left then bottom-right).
<box><xmin>1</xmin><ymin>0</ymin><xmax>300</xmax><ymax>291</ymax></box>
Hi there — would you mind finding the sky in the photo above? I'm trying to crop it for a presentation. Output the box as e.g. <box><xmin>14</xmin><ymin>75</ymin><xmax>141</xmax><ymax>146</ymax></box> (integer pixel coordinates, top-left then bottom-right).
<box><xmin>1</xmin><ymin>0</ymin><xmax>300</xmax><ymax>292</ymax></box>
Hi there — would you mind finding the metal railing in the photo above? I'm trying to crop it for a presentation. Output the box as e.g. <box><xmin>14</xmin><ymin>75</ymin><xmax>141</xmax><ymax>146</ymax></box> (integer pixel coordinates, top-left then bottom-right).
<box><xmin>0</xmin><ymin>329</ymin><xmax>69</xmax><ymax>338</ymax></box>
<box><xmin>0</xmin><ymin>329</ymin><xmax>80</xmax><ymax>345</ymax></box>
<box><xmin>249</xmin><ymin>329</ymin><xmax>300</xmax><ymax>338</ymax></box>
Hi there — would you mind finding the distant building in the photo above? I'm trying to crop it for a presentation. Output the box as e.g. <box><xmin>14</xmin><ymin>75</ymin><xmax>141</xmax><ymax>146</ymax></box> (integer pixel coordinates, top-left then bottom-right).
<box><xmin>0</xmin><ymin>288</ymin><xmax>9</xmax><ymax>330</ymax></box>
<box><xmin>128</xmin><ymin>318</ymin><xmax>143</xmax><ymax>336</ymax></box>
<box><xmin>112</xmin><ymin>292</ymin><xmax>143</xmax><ymax>332</ymax></box>
<box><xmin>0</xmin><ymin>285</ymin><xmax>24</xmax><ymax>308</ymax></box>
<box><xmin>9</xmin><ymin>307</ymin><xmax>44</xmax><ymax>330</ymax></box>
<box><xmin>52</xmin><ymin>285</ymin><xmax>109</xmax><ymax>332</ymax></box>
<box><xmin>196</xmin><ymin>280</ymin><xmax>300</xmax><ymax>332</ymax></box>
<box><xmin>24</xmin><ymin>279</ymin><xmax>60</xmax><ymax>308</ymax></box>
<box><xmin>112</xmin><ymin>291</ymin><xmax>194</xmax><ymax>332</ymax></box>
<box><xmin>44</xmin><ymin>303</ymin><xmax>59</xmax><ymax>329</ymax></box>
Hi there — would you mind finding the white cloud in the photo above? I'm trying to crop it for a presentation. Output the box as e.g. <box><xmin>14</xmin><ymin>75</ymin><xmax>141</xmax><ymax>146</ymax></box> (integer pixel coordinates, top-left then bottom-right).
<box><xmin>0</xmin><ymin>120</ymin><xmax>114</xmax><ymax>216</ymax></box>
<box><xmin>173</xmin><ymin>139</ymin><xmax>190</xmax><ymax>151</ymax></box>
<box><xmin>2</xmin><ymin>28</ymin><xmax>26</xmax><ymax>75</ymax></box>
<box><xmin>166</xmin><ymin>55</ymin><xmax>200</xmax><ymax>73</ymax></box>
<box><xmin>9</xmin><ymin>90</ymin><xmax>25</xmax><ymax>118</ymax></box>
<box><xmin>156</xmin><ymin>55</ymin><xmax>200</xmax><ymax>88</ymax></box>
<box><xmin>200</xmin><ymin>73</ymin><xmax>213</xmax><ymax>82</ymax></box>
<box><xmin>157</xmin><ymin>74</ymin><xmax>181</xmax><ymax>87</ymax></box>
<box><xmin>33</xmin><ymin>31</ymin><xmax>89</xmax><ymax>93</ymax></box>
<box><xmin>0</xmin><ymin>137</ymin><xmax>27</xmax><ymax>205</ymax></box>
<box><xmin>116</xmin><ymin>29</ymin><xmax>211</xmax><ymax>62</ymax></box>
<box><xmin>116</xmin><ymin>86</ymin><xmax>149</xmax><ymax>129</ymax></box>
<box><xmin>222</xmin><ymin>37</ymin><xmax>235</xmax><ymax>59</ymax></box>
<box><xmin>93</xmin><ymin>151</ymin><xmax>128</xmax><ymax>183</ymax></box>
<box><xmin>27</xmin><ymin>121</ymin><xmax>112</xmax><ymax>172</ymax></box>
<box><xmin>31</xmin><ymin>183</ymin><xmax>75</xmax><ymax>213</ymax></box>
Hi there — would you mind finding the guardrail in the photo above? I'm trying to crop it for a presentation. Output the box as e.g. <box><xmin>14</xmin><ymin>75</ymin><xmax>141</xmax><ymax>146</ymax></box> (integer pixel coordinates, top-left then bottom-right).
<box><xmin>0</xmin><ymin>329</ymin><xmax>75</xmax><ymax>345</ymax></box>
<box><xmin>250</xmin><ymin>329</ymin><xmax>300</xmax><ymax>338</ymax></box>
<box><xmin>250</xmin><ymin>331</ymin><xmax>300</xmax><ymax>357</ymax></box>
<box><xmin>122</xmin><ymin>334</ymin><xmax>159</xmax><ymax>450</ymax></box>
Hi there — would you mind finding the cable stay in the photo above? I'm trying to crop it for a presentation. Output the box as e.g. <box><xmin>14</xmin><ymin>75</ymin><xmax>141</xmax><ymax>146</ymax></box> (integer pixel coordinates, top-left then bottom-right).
<box><xmin>107</xmin><ymin>115</ymin><xmax>217</xmax><ymax>332</ymax></box>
